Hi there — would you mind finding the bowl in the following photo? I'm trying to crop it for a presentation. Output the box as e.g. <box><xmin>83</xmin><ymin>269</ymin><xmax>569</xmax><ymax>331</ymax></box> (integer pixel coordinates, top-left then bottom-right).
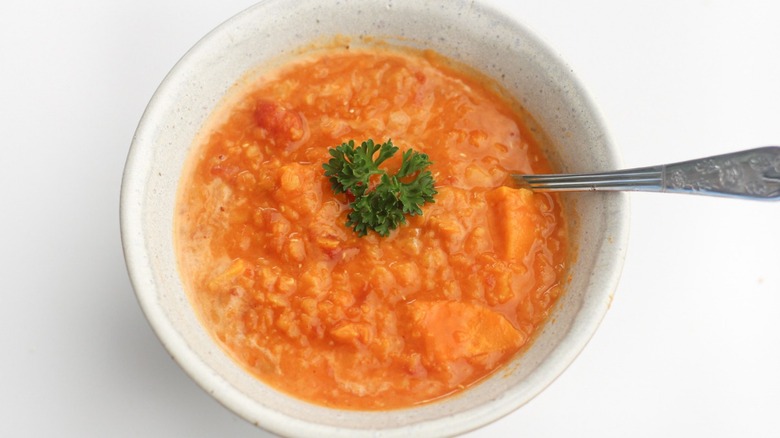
<box><xmin>120</xmin><ymin>0</ymin><xmax>629</xmax><ymax>435</ymax></box>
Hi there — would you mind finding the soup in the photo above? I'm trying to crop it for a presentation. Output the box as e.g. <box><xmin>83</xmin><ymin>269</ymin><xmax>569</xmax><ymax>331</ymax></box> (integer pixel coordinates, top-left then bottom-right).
<box><xmin>175</xmin><ymin>44</ymin><xmax>568</xmax><ymax>409</ymax></box>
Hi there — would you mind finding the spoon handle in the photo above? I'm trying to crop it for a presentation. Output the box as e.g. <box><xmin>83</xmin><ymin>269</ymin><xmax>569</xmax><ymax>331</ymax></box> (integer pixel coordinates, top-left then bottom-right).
<box><xmin>515</xmin><ymin>146</ymin><xmax>780</xmax><ymax>200</ymax></box>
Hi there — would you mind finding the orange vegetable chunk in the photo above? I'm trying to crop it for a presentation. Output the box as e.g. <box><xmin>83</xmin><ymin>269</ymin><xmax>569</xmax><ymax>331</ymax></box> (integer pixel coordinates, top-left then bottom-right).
<box><xmin>409</xmin><ymin>300</ymin><xmax>525</xmax><ymax>363</ymax></box>
<box><xmin>486</xmin><ymin>186</ymin><xmax>541</xmax><ymax>260</ymax></box>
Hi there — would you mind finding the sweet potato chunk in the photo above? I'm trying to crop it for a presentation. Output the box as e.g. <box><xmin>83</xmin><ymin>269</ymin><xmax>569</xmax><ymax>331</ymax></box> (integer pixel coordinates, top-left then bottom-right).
<box><xmin>485</xmin><ymin>186</ymin><xmax>540</xmax><ymax>260</ymax></box>
<box><xmin>409</xmin><ymin>301</ymin><xmax>524</xmax><ymax>363</ymax></box>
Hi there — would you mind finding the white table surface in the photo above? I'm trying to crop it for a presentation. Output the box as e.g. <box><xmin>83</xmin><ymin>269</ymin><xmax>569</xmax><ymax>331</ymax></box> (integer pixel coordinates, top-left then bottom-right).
<box><xmin>2</xmin><ymin>1</ymin><xmax>779</xmax><ymax>436</ymax></box>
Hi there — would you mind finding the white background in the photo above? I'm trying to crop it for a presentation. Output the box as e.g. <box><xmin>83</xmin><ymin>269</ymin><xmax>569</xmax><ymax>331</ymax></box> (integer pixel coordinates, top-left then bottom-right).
<box><xmin>1</xmin><ymin>0</ymin><xmax>779</xmax><ymax>436</ymax></box>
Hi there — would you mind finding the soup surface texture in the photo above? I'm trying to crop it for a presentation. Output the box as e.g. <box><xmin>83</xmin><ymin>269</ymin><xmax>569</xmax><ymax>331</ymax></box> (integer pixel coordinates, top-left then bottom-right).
<box><xmin>176</xmin><ymin>46</ymin><xmax>568</xmax><ymax>409</ymax></box>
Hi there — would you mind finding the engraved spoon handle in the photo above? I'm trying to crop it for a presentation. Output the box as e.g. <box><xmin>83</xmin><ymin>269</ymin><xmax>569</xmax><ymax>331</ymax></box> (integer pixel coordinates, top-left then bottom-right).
<box><xmin>514</xmin><ymin>146</ymin><xmax>780</xmax><ymax>200</ymax></box>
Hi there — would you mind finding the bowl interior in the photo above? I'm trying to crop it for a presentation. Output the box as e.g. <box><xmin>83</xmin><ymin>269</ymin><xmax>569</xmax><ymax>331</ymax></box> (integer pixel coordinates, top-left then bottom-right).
<box><xmin>121</xmin><ymin>0</ymin><xmax>628</xmax><ymax>436</ymax></box>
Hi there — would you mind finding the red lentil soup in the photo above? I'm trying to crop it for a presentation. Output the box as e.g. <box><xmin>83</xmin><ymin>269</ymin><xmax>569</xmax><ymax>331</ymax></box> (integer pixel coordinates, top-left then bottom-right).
<box><xmin>175</xmin><ymin>45</ymin><xmax>568</xmax><ymax>410</ymax></box>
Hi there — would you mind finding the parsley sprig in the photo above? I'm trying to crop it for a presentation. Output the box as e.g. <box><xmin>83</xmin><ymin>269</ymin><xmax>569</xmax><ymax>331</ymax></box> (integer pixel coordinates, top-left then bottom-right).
<box><xmin>323</xmin><ymin>139</ymin><xmax>437</xmax><ymax>237</ymax></box>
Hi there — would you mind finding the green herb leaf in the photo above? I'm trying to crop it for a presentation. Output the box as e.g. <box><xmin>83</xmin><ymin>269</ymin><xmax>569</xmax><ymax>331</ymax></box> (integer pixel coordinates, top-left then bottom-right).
<box><xmin>323</xmin><ymin>139</ymin><xmax>437</xmax><ymax>237</ymax></box>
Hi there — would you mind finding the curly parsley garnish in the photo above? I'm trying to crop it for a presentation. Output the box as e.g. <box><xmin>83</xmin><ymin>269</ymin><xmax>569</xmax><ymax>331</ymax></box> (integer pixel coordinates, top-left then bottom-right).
<box><xmin>323</xmin><ymin>139</ymin><xmax>437</xmax><ymax>237</ymax></box>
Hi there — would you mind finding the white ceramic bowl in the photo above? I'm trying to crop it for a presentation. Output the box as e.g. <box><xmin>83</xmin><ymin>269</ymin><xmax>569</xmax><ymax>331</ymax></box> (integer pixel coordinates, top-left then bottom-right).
<box><xmin>121</xmin><ymin>0</ymin><xmax>629</xmax><ymax>436</ymax></box>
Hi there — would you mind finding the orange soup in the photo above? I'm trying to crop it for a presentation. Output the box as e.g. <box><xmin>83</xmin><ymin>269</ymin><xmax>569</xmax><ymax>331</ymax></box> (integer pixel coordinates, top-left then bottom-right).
<box><xmin>176</xmin><ymin>45</ymin><xmax>568</xmax><ymax>409</ymax></box>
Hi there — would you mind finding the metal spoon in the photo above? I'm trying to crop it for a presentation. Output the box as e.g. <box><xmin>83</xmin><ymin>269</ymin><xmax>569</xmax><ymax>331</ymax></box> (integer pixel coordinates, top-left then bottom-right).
<box><xmin>514</xmin><ymin>146</ymin><xmax>780</xmax><ymax>200</ymax></box>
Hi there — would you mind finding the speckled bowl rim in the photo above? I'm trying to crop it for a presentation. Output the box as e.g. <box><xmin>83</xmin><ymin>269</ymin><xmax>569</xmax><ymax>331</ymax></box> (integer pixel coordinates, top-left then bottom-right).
<box><xmin>120</xmin><ymin>0</ymin><xmax>629</xmax><ymax>436</ymax></box>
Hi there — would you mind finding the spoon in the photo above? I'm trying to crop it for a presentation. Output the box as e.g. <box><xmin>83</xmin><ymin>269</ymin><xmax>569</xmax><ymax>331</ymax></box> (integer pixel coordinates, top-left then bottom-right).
<box><xmin>514</xmin><ymin>146</ymin><xmax>780</xmax><ymax>200</ymax></box>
